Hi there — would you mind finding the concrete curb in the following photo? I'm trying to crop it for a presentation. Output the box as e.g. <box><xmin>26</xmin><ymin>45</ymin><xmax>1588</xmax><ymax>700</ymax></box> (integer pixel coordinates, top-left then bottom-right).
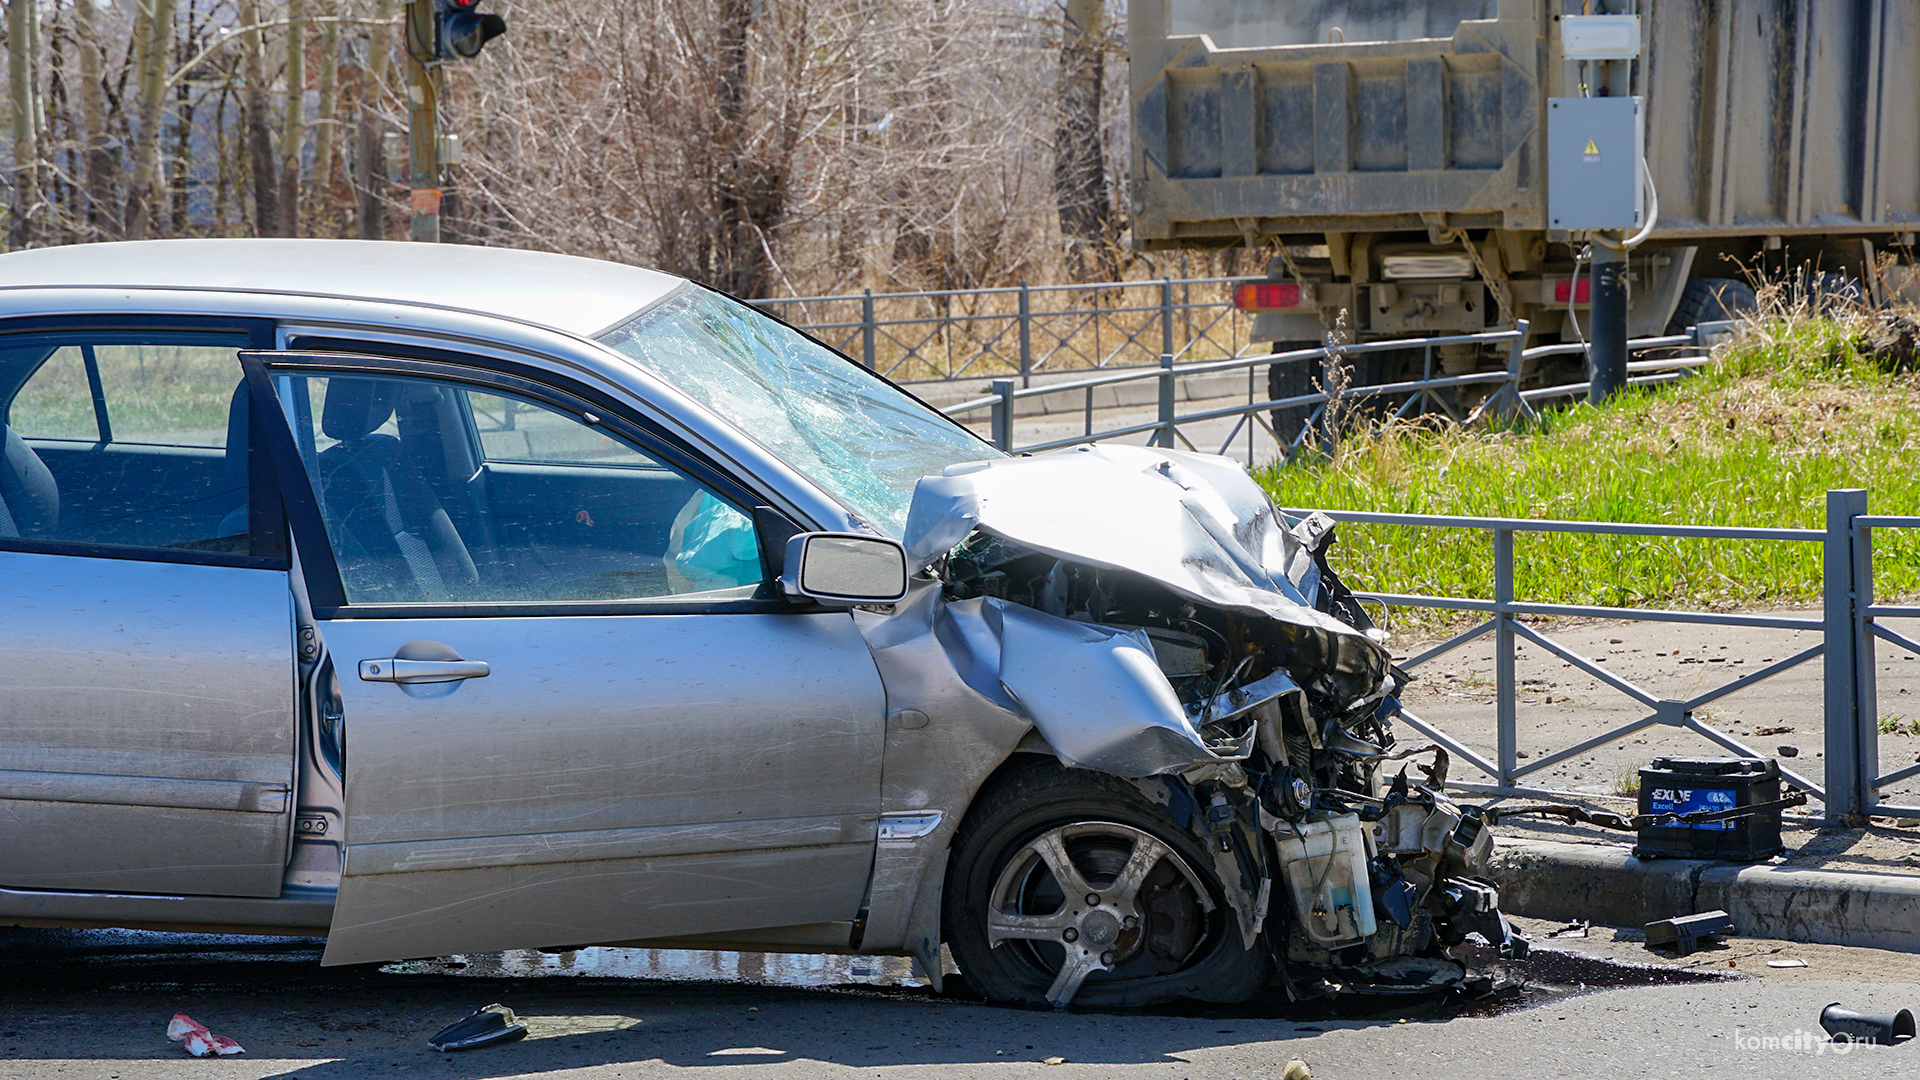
<box><xmin>1489</xmin><ymin>838</ymin><xmax>1920</xmax><ymax>953</ymax></box>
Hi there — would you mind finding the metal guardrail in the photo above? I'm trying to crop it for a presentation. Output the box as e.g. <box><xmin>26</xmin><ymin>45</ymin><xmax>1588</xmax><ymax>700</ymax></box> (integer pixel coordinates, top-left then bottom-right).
<box><xmin>1278</xmin><ymin>491</ymin><xmax>1916</xmax><ymax>827</ymax></box>
<box><xmin>751</xmin><ymin>277</ymin><xmax>1254</xmax><ymax>384</ymax></box>
<box><xmin>927</xmin><ymin>310</ymin><xmax>1909</xmax><ymax>826</ymax></box>
<box><xmin>1849</xmin><ymin>502</ymin><xmax>1920</xmax><ymax>821</ymax></box>
<box><xmin>946</xmin><ymin>319</ymin><xmax>1714</xmax><ymax>460</ymax></box>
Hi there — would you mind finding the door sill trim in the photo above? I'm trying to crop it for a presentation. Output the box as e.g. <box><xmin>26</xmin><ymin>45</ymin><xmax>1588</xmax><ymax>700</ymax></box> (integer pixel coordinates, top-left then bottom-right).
<box><xmin>0</xmin><ymin>883</ymin><xmax>334</xmax><ymax>935</ymax></box>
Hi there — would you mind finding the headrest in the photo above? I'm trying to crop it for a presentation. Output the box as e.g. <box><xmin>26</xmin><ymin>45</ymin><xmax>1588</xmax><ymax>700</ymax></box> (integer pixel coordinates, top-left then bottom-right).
<box><xmin>321</xmin><ymin>378</ymin><xmax>399</xmax><ymax>442</ymax></box>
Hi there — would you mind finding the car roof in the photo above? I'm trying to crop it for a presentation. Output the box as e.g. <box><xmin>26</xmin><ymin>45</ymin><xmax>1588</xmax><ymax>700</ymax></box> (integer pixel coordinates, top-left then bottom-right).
<box><xmin>0</xmin><ymin>238</ymin><xmax>685</xmax><ymax>338</ymax></box>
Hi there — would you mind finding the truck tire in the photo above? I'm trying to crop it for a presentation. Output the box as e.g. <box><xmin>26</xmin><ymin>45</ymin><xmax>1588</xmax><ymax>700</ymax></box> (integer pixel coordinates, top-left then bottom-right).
<box><xmin>943</xmin><ymin>761</ymin><xmax>1272</xmax><ymax>1008</ymax></box>
<box><xmin>1791</xmin><ymin>271</ymin><xmax>1865</xmax><ymax>314</ymax></box>
<box><xmin>1667</xmin><ymin>278</ymin><xmax>1757</xmax><ymax>335</ymax></box>
<box><xmin>1266</xmin><ymin>342</ymin><xmax>1321</xmax><ymax>448</ymax></box>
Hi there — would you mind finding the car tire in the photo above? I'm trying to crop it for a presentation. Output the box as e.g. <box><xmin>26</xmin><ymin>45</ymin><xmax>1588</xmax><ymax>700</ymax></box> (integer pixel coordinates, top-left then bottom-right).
<box><xmin>943</xmin><ymin>760</ymin><xmax>1272</xmax><ymax>1008</ymax></box>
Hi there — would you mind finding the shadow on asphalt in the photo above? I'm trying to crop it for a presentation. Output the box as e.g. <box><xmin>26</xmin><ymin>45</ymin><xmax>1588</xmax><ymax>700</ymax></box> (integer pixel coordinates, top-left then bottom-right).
<box><xmin>0</xmin><ymin>927</ymin><xmax>1728</xmax><ymax>1076</ymax></box>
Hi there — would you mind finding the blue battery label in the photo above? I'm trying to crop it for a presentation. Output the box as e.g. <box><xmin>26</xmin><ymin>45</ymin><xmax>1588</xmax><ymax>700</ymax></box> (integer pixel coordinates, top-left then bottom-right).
<box><xmin>1647</xmin><ymin>786</ymin><xmax>1737</xmax><ymax>830</ymax></box>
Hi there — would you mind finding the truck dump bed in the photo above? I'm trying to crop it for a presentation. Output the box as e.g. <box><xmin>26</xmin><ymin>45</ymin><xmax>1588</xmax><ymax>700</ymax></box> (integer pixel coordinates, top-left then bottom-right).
<box><xmin>1130</xmin><ymin>0</ymin><xmax>1920</xmax><ymax>248</ymax></box>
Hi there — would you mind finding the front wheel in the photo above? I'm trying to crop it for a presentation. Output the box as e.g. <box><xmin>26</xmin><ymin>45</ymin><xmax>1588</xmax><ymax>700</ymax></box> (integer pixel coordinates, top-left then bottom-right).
<box><xmin>942</xmin><ymin>762</ymin><xmax>1272</xmax><ymax>1008</ymax></box>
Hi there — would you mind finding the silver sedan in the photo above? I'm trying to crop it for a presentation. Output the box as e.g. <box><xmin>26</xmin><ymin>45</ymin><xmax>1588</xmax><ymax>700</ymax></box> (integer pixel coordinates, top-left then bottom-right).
<box><xmin>0</xmin><ymin>240</ymin><xmax>1521</xmax><ymax>1008</ymax></box>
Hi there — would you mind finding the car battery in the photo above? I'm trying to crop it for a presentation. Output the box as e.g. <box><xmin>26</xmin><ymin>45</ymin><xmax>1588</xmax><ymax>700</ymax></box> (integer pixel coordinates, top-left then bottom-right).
<box><xmin>1633</xmin><ymin>756</ymin><xmax>1783</xmax><ymax>861</ymax></box>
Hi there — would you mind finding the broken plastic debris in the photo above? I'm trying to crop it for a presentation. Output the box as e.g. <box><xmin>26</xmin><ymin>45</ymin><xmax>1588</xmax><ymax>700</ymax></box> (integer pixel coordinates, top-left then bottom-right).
<box><xmin>1644</xmin><ymin>910</ymin><xmax>1734</xmax><ymax>956</ymax></box>
<box><xmin>427</xmin><ymin>1004</ymin><xmax>529</xmax><ymax>1052</ymax></box>
<box><xmin>166</xmin><ymin>1014</ymin><xmax>244</xmax><ymax>1057</ymax></box>
<box><xmin>1281</xmin><ymin>1060</ymin><xmax>1311</xmax><ymax>1080</ymax></box>
<box><xmin>1766</xmin><ymin>959</ymin><xmax>1809</xmax><ymax>968</ymax></box>
<box><xmin>1042</xmin><ymin>1056</ymin><xmax>1066</xmax><ymax>1065</ymax></box>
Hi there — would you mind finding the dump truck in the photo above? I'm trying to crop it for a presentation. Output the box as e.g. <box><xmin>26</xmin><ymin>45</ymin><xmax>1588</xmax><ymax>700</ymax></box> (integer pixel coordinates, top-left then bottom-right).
<box><xmin>1128</xmin><ymin>0</ymin><xmax>1920</xmax><ymax>403</ymax></box>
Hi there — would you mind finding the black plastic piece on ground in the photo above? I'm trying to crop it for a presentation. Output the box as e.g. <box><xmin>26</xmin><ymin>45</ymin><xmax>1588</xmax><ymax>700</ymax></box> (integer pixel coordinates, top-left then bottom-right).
<box><xmin>427</xmin><ymin>1004</ymin><xmax>528</xmax><ymax>1052</ymax></box>
<box><xmin>1644</xmin><ymin>910</ymin><xmax>1734</xmax><ymax>956</ymax></box>
<box><xmin>1635</xmin><ymin>756</ymin><xmax>1784</xmax><ymax>861</ymax></box>
<box><xmin>1820</xmin><ymin>1003</ymin><xmax>1916</xmax><ymax>1045</ymax></box>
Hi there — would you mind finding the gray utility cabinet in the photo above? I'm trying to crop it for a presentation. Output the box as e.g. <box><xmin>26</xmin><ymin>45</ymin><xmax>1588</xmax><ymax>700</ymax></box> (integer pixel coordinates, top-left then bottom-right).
<box><xmin>1130</xmin><ymin>0</ymin><xmax>1920</xmax><ymax>364</ymax></box>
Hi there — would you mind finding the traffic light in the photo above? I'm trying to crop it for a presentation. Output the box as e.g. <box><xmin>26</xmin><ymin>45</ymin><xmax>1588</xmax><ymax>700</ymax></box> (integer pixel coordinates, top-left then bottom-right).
<box><xmin>435</xmin><ymin>0</ymin><xmax>506</xmax><ymax>60</ymax></box>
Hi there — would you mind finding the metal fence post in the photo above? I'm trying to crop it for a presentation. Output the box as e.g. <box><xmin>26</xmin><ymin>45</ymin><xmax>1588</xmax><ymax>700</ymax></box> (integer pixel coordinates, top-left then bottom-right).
<box><xmin>1494</xmin><ymin>526</ymin><xmax>1517</xmax><ymax>790</ymax></box>
<box><xmin>1018</xmin><ymin>282</ymin><xmax>1032</xmax><ymax>386</ymax></box>
<box><xmin>1161</xmin><ymin>279</ymin><xmax>1175</xmax><ymax>360</ymax></box>
<box><xmin>990</xmin><ymin>378</ymin><xmax>1016</xmax><ymax>452</ymax></box>
<box><xmin>861</xmin><ymin>289</ymin><xmax>877</xmax><ymax>371</ymax></box>
<box><xmin>1824</xmin><ymin>488</ymin><xmax>1870</xmax><ymax>826</ymax></box>
<box><xmin>1854</xmin><ymin>502</ymin><xmax>1881</xmax><ymax>818</ymax></box>
<box><xmin>1506</xmin><ymin>318</ymin><xmax>1530</xmax><ymax>409</ymax></box>
<box><xmin>1155</xmin><ymin>353</ymin><xmax>1176</xmax><ymax>448</ymax></box>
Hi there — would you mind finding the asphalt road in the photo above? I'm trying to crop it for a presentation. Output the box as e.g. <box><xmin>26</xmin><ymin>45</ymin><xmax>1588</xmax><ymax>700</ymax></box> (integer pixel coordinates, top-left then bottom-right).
<box><xmin>2</xmin><ymin>917</ymin><xmax>1915</xmax><ymax>1079</ymax></box>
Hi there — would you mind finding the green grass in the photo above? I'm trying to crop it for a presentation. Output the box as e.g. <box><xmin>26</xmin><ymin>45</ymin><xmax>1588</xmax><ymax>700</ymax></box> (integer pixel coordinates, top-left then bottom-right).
<box><xmin>1258</xmin><ymin>315</ymin><xmax>1920</xmax><ymax>622</ymax></box>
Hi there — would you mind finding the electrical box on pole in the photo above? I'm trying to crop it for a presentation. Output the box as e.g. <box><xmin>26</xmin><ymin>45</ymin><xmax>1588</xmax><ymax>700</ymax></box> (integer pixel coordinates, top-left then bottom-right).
<box><xmin>1547</xmin><ymin>96</ymin><xmax>1644</xmax><ymax>232</ymax></box>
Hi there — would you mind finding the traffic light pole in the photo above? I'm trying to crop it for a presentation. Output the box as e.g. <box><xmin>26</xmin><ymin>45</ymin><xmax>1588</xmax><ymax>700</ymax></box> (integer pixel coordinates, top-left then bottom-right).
<box><xmin>405</xmin><ymin>0</ymin><xmax>440</xmax><ymax>243</ymax></box>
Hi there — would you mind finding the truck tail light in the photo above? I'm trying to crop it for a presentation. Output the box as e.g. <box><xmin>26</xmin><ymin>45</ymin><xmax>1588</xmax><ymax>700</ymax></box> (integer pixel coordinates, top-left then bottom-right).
<box><xmin>1233</xmin><ymin>282</ymin><xmax>1305</xmax><ymax>310</ymax></box>
<box><xmin>1552</xmin><ymin>276</ymin><xmax>1593</xmax><ymax>304</ymax></box>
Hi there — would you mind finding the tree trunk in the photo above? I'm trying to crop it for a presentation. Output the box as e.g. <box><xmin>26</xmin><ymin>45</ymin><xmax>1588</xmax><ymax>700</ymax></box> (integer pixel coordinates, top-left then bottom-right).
<box><xmin>1053</xmin><ymin>0</ymin><xmax>1113</xmax><ymax>279</ymax></box>
<box><xmin>8</xmin><ymin>0</ymin><xmax>42</xmax><ymax>249</ymax></box>
<box><xmin>712</xmin><ymin>0</ymin><xmax>773</xmax><ymax>298</ymax></box>
<box><xmin>355</xmin><ymin>0</ymin><xmax>394</xmax><ymax>239</ymax></box>
<box><xmin>313</xmin><ymin>0</ymin><xmax>340</xmax><ymax>233</ymax></box>
<box><xmin>239</xmin><ymin>0</ymin><xmax>281</xmax><ymax>235</ymax></box>
<box><xmin>281</xmin><ymin>0</ymin><xmax>307</xmax><ymax>236</ymax></box>
<box><xmin>74</xmin><ymin>0</ymin><xmax>116</xmax><ymax>239</ymax></box>
<box><xmin>123</xmin><ymin>0</ymin><xmax>175</xmax><ymax>240</ymax></box>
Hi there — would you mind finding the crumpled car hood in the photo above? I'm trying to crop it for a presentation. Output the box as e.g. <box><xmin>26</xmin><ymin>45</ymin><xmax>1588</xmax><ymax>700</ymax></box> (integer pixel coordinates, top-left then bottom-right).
<box><xmin>892</xmin><ymin>443</ymin><xmax>1392</xmax><ymax>776</ymax></box>
<box><xmin>903</xmin><ymin>443</ymin><xmax>1379</xmax><ymax>648</ymax></box>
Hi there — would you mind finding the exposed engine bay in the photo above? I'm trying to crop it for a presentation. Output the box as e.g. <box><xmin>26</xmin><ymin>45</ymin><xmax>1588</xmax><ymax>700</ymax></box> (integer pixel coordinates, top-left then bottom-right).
<box><xmin>897</xmin><ymin>443</ymin><xmax>1531</xmax><ymax>1003</ymax></box>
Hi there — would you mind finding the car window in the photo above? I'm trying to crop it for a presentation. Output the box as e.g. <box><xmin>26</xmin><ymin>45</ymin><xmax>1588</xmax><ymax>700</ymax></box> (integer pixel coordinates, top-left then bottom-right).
<box><xmin>0</xmin><ymin>330</ymin><xmax>263</xmax><ymax>557</ymax></box>
<box><xmin>467</xmin><ymin>391</ymin><xmax>654</xmax><ymax>467</ymax></box>
<box><xmin>598</xmin><ymin>286</ymin><xmax>996</xmax><ymax>536</ymax></box>
<box><xmin>278</xmin><ymin>371</ymin><xmax>761</xmax><ymax>606</ymax></box>
<box><xmin>14</xmin><ymin>342</ymin><xmax>236</xmax><ymax>447</ymax></box>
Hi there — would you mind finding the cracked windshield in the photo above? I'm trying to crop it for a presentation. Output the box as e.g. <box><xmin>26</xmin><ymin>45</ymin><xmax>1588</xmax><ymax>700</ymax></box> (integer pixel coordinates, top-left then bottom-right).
<box><xmin>599</xmin><ymin>287</ymin><xmax>997</xmax><ymax>534</ymax></box>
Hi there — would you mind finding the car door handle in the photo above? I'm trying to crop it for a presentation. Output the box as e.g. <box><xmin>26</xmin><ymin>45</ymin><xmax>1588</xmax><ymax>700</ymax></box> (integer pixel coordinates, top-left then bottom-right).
<box><xmin>358</xmin><ymin>658</ymin><xmax>491</xmax><ymax>684</ymax></box>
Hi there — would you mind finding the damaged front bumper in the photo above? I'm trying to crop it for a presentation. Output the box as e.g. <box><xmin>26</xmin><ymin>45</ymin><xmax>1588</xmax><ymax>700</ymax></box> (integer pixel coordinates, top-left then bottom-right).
<box><xmin>879</xmin><ymin>443</ymin><xmax>1533</xmax><ymax>1004</ymax></box>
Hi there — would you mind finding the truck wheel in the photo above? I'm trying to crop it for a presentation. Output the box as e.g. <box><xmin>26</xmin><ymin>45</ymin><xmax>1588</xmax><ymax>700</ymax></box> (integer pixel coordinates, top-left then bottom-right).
<box><xmin>1791</xmin><ymin>271</ymin><xmax>1865</xmax><ymax>314</ymax></box>
<box><xmin>943</xmin><ymin>762</ymin><xmax>1271</xmax><ymax>1008</ymax></box>
<box><xmin>1667</xmin><ymin>278</ymin><xmax>1757</xmax><ymax>335</ymax></box>
<box><xmin>1266</xmin><ymin>342</ymin><xmax>1321</xmax><ymax>448</ymax></box>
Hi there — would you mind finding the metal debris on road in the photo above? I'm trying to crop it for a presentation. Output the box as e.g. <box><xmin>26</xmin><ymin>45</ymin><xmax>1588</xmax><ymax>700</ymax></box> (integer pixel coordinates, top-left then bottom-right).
<box><xmin>427</xmin><ymin>1004</ymin><xmax>529</xmax><ymax>1052</ymax></box>
<box><xmin>1819</xmin><ymin>1003</ymin><xmax>1916</xmax><ymax>1045</ymax></box>
<box><xmin>1547</xmin><ymin>921</ymin><xmax>1591</xmax><ymax>939</ymax></box>
<box><xmin>1644</xmin><ymin>910</ymin><xmax>1734</xmax><ymax>956</ymax></box>
<box><xmin>166</xmin><ymin>1014</ymin><xmax>244</xmax><ymax>1057</ymax></box>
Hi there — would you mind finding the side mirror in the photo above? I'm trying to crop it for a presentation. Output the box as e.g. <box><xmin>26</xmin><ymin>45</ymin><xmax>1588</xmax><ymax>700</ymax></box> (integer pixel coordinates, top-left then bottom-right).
<box><xmin>781</xmin><ymin>533</ymin><xmax>909</xmax><ymax>606</ymax></box>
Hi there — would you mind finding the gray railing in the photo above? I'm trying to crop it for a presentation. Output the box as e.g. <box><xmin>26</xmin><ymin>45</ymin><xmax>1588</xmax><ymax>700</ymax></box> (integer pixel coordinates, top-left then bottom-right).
<box><xmin>944</xmin><ymin>320</ymin><xmax>1715</xmax><ymax>459</ymax></box>
<box><xmin>1286</xmin><ymin>491</ymin><xmax>1913</xmax><ymax>827</ymax></box>
<box><xmin>751</xmin><ymin>277</ymin><xmax>1254</xmax><ymax>384</ymax></box>
<box><xmin>1848</xmin><ymin>499</ymin><xmax>1920</xmax><ymax>822</ymax></box>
